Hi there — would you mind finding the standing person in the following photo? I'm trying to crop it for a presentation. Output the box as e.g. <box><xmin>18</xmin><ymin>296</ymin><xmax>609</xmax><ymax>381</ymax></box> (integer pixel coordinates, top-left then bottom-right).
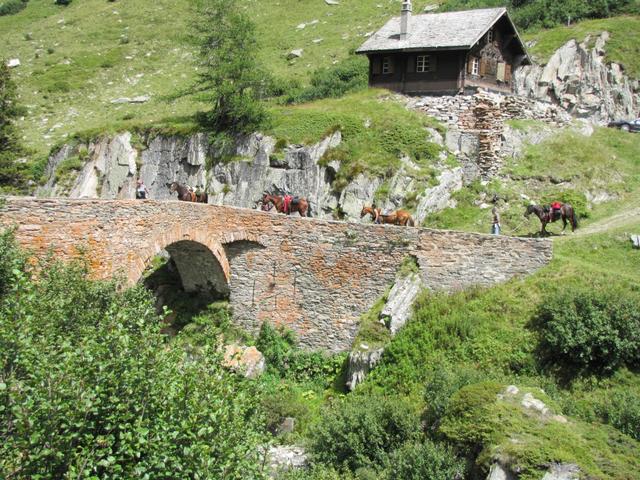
<box><xmin>136</xmin><ymin>179</ymin><xmax>149</xmax><ymax>199</ymax></box>
<box><xmin>491</xmin><ymin>207</ymin><xmax>501</xmax><ymax>235</ymax></box>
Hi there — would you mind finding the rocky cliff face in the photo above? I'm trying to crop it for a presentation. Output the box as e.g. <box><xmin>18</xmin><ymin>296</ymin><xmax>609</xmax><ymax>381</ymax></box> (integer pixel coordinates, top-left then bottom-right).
<box><xmin>37</xmin><ymin>129</ymin><xmax>463</xmax><ymax>222</ymax></box>
<box><xmin>515</xmin><ymin>33</ymin><xmax>639</xmax><ymax>123</ymax></box>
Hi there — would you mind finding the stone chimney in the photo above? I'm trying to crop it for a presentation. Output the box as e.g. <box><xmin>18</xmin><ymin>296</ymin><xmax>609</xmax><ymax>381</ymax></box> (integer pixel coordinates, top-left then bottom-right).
<box><xmin>400</xmin><ymin>0</ymin><xmax>412</xmax><ymax>40</ymax></box>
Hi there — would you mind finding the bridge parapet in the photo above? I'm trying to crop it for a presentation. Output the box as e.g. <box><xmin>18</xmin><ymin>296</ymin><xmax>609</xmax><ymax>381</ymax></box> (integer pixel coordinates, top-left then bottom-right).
<box><xmin>1</xmin><ymin>198</ymin><xmax>552</xmax><ymax>351</ymax></box>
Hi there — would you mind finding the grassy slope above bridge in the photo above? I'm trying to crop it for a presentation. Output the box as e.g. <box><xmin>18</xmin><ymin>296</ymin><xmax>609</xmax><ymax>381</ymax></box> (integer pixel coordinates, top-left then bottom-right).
<box><xmin>1</xmin><ymin>0</ymin><xmax>638</xmax><ymax>161</ymax></box>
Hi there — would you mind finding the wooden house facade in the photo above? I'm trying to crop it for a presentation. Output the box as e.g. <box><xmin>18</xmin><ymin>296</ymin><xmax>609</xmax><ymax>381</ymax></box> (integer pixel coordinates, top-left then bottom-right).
<box><xmin>356</xmin><ymin>3</ymin><xmax>530</xmax><ymax>95</ymax></box>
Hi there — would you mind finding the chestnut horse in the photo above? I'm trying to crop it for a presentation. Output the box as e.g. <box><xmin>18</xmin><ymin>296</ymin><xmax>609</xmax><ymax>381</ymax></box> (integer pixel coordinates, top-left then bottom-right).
<box><xmin>169</xmin><ymin>182</ymin><xmax>207</xmax><ymax>203</ymax></box>
<box><xmin>361</xmin><ymin>205</ymin><xmax>415</xmax><ymax>227</ymax></box>
<box><xmin>525</xmin><ymin>203</ymin><xmax>578</xmax><ymax>235</ymax></box>
<box><xmin>262</xmin><ymin>194</ymin><xmax>311</xmax><ymax>217</ymax></box>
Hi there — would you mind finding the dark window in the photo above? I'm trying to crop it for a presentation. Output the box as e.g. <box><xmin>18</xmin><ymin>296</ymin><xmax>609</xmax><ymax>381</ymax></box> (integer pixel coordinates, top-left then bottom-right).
<box><xmin>382</xmin><ymin>57</ymin><xmax>392</xmax><ymax>74</ymax></box>
<box><xmin>416</xmin><ymin>55</ymin><xmax>430</xmax><ymax>72</ymax></box>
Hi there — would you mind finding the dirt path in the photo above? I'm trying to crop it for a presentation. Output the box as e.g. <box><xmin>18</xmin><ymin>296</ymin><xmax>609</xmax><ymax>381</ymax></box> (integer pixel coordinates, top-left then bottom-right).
<box><xmin>576</xmin><ymin>205</ymin><xmax>640</xmax><ymax>235</ymax></box>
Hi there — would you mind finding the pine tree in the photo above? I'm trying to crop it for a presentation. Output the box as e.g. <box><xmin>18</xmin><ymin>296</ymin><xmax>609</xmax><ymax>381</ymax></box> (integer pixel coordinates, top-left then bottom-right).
<box><xmin>191</xmin><ymin>0</ymin><xmax>269</xmax><ymax>135</ymax></box>
<box><xmin>0</xmin><ymin>61</ymin><xmax>26</xmax><ymax>189</ymax></box>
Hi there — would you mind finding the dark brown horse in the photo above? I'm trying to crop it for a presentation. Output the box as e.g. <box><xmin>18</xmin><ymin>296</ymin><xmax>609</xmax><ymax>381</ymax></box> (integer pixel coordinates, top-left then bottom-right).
<box><xmin>169</xmin><ymin>182</ymin><xmax>207</xmax><ymax>203</ymax></box>
<box><xmin>261</xmin><ymin>194</ymin><xmax>311</xmax><ymax>217</ymax></box>
<box><xmin>525</xmin><ymin>203</ymin><xmax>578</xmax><ymax>235</ymax></box>
<box><xmin>361</xmin><ymin>205</ymin><xmax>415</xmax><ymax>227</ymax></box>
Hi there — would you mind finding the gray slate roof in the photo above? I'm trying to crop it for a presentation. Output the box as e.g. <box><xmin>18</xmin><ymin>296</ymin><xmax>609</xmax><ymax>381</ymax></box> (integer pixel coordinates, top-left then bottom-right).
<box><xmin>356</xmin><ymin>7</ymin><xmax>510</xmax><ymax>53</ymax></box>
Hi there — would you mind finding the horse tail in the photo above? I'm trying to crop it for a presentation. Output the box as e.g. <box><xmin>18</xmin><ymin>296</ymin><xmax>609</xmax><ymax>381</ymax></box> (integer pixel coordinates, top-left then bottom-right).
<box><xmin>408</xmin><ymin>216</ymin><xmax>415</xmax><ymax>227</ymax></box>
<box><xmin>306</xmin><ymin>201</ymin><xmax>312</xmax><ymax>218</ymax></box>
<box><xmin>572</xmin><ymin>208</ymin><xmax>579</xmax><ymax>230</ymax></box>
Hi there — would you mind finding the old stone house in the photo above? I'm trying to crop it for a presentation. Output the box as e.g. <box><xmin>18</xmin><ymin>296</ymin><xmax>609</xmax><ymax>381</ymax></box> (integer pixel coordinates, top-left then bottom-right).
<box><xmin>356</xmin><ymin>2</ymin><xmax>530</xmax><ymax>95</ymax></box>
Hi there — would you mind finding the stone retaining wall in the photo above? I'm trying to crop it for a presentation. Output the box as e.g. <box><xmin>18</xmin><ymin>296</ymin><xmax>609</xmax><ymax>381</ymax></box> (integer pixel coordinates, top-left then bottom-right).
<box><xmin>1</xmin><ymin>198</ymin><xmax>552</xmax><ymax>351</ymax></box>
<box><xmin>407</xmin><ymin>92</ymin><xmax>572</xmax><ymax>178</ymax></box>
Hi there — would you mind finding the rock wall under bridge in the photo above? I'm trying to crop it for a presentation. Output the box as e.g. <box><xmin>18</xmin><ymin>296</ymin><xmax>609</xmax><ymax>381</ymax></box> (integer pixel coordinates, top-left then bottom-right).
<box><xmin>1</xmin><ymin>198</ymin><xmax>552</xmax><ymax>352</ymax></box>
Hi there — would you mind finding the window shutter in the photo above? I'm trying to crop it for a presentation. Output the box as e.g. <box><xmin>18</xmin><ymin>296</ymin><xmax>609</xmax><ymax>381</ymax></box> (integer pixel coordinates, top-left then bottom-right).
<box><xmin>387</xmin><ymin>58</ymin><xmax>394</xmax><ymax>74</ymax></box>
<box><xmin>479</xmin><ymin>58</ymin><xmax>487</xmax><ymax>76</ymax></box>
<box><xmin>496</xmin><ymin>62</ymin><xmax>506</xmax><ymax>81</ymax></box>
<box><xmin>467</xmin><ymin>56</ymin><xmax>474</xmax><ymax>74</ymax></box>
<box><xmin>505</xmin><ymin>63</ymin><xmax>512</xmax><ymax>82</ymax></box>
<box><xmin>407</xmin><ymin>55</ymin><xmax>415</xmax><ymax>73</ymax></box>
<box><xmin>431</xmin><ymin>55</ymin><xmax>437</xmax><ymax>72</ymax></box>
<box><xmin>372</xmin><ymin>57</ymin><xmax>381</xmax><ymax>75</ymax></box>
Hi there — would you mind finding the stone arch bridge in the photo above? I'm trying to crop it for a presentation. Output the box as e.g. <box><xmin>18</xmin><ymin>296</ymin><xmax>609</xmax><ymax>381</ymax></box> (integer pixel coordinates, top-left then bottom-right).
<box><xmin>1</xmin><ymin>198</ymin><xmax>551</xmax><ymax>351</ymax></box>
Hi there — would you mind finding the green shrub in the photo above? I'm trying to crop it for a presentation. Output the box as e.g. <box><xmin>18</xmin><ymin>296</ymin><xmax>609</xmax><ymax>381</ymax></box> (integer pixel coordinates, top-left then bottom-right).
<box><xmin>256</xmin><ymin>323</ymin><xmax>346</xmax><ymax>384</ymax></box>
<box><xmin>0</xmin><ymin>0</ymin><xmax>28</xmax><ymax>17</ymax></box>
<box><xmin>595</xmin><ymin>390</ymin><xmax>640</xmax><ymax>441</ymax></box>
<box><xmin>0</xmin><ymin>228</ymin><xmax>27</xmax><ymax>298</ymax></box>
<box><xmin>284</xmin><ymin>56</ymin><xmax>368</xmax><ymax>104</ymax></box>
<box><xmin>384</xmin><ymin>441</ymin><xmax>466</xmax><ymax>480</ymax></box>
<box><xmin>533</xmin><ymin>287</ymin><xmax>640</xmax><ymax>376</ymax></box>
<box><xmin>423</xmin><ymin>364</ymin><xmax>487</xmax><ymax>429</ymax></box>
<box><xmin>309</xmin><ymin>394</ymin><xmax>421</xmax><ymax>472</ymax></box>
<box><xmin>0</xmin><ymin>233</ymin><xmax>267</xmax><ymax>479</ymax></box>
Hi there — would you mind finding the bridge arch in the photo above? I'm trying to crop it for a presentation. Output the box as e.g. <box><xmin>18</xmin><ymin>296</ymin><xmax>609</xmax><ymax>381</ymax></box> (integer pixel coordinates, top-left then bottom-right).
<box><xmin>129</xmin><ymin>229</ymin><xmax>231</xmax><ymax>296</ymax></box>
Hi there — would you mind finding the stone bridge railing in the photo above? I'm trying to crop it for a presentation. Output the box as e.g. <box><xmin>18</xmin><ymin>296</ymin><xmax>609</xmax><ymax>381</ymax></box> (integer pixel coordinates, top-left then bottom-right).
<box><xmin>0</xmin><ymin>198</ymin><xmax>552</xmax><ymax>351</ymax></box>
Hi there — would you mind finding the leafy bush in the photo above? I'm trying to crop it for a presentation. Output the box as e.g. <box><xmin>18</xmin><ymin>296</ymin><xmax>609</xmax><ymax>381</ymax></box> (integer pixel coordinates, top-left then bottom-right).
<box><xmin>0</xmin><ymin>228</ymin><xmax>26</xmax><ymax>298</ymax></box>
<box><xmin>384</xmin><ymin>441</ymin><xmax>466</xmax><ymax>480</ymax></box>
<box><xmin>309</xmin><ymin>394</ymin><xmax>421</xmax><ymax>472</ymax></box>
<box><xmin>0</xmin><ymin>0</ymin><xmax>28</xmax><ymax>17</ymax></box>
<box><xmin>423</xmin><ymin>363</ymin><xmax>487</xmax><ymax>429</ymax></box>
<box><xmin>595</xmin><ymin>390</ymin><xmax>640</xmax><ymax>441</ymax></box>
<box><xmin>533</xmin><ymin>287</ymin><xmax>640</xmax><ymax>375</ymax></box>
<box><xmin>256</xmin><ymin>322</ymin><xmax>345</xmax><ymax>384</ymax></box>
<box><xmin>0</xmin><ymin>233</ymin><xmax>267</xmax><ymax>479</ymax></box>
<box><xmin>284</xmin><ymin>56</ymin><xmax>368</xmax><ymax>104</ymax></box>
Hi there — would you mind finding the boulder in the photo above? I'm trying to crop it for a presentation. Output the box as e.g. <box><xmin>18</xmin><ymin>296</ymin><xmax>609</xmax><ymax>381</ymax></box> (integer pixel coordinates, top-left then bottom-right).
<box><xmin>6</xmin><ymin>58</ymin><xmax>20</xmax><ymax>68</ymax></box>
<box><xmin>287</xmin><ymin>49</ymin><xmax>303</xmax><ymax>59</ymax></box>
<box><xmin>345</xmin><ymin>348</ymin><xmax>384</xmax><ymax>391</ymax></box>
<box><xmin>486</xmin><ymin>463</ymin><xmax>517</xmax><ymax>480</ymax></box>
<box><xmin>278</xmin><ymin>417</ymin><xmax>295</xmax><ymax>434</ymax></box>
<box><xmin>631</xmin><ymin>235</ymin><xmax>640</xmax><ymax>249</ymax></box>
<box><xmin>266</xmin><ymin>445</ymin><xmax>308</xmax><ymax>475</ymax></box>
<box><xmin>223</xmin><ymin>345</ymin><xmax>265</xmax><ymax>379</ymax></box>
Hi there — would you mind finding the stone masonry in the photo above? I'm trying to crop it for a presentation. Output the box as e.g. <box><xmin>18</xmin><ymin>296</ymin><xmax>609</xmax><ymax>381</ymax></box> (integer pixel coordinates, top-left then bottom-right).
<box><xmin>1</xmin><ymin>198</ymin><xmax>552</xmax><ymax>352</ymax></box>
<box><xmin>407</xmin><ymin>92</ymin><xmax>572</xmax><ymax>178</ymax></box>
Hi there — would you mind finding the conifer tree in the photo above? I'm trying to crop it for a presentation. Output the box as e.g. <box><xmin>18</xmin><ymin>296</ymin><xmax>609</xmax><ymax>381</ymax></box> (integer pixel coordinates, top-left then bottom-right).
<box><xmin>191</xmin><ymin>0</ymin><xmax>269</xmax><ymax>135</ymax></box>
<box><xmin>0</xmin><ymin>61</ymin><xmax>26</xmax><ymax>189</ymax></box>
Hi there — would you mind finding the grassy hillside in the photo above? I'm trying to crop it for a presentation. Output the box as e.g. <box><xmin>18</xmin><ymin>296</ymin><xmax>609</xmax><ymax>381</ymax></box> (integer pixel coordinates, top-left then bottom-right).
<box><xmin>0</xmin><ymin>0</ymin><xmax>440</xmax><ymax>158</ymax></box>
<box><xmin>424</xmin><ymin>125</ymin><xmax>640</xmax><ymax>236</ymax></box>
<box><xmin>2</xmin><ymin>0</ymin><xmax>638</xmax><ymax>162</ymax></box>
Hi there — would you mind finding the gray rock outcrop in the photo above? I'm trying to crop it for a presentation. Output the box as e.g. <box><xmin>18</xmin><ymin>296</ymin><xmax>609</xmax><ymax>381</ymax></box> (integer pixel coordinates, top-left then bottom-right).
<box><xmin>208</xmin><ymin>132</ymin><xmax>342</xmax><ymax>216</ymax></box>
<box><xmin>515</xmin><ymin>33</ymin><xmax>639</xmax><ymax>123</ymax></box>
<box><xmin>345</xmin><ymin>348</ymin><xmax>384</xmax><ymax>391</ymax></box>
<box><xmin>487</xmin><ymin>463</ymin><xmax>517</xmax><ymax>480</ymax></box>
<box><xmin>380</xmin><ymin>271</ymin><xmax>423</xmax><ymax>335</ymax></box>
<box><xmin>541</xmin><ymin>464</ymin><xmax>580</xmax><ymax>480</ymax></box>
<box><xmin>266</xmin><ymin>445</ymin><xmax>308</xmax><ymax>475</ymax></box>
